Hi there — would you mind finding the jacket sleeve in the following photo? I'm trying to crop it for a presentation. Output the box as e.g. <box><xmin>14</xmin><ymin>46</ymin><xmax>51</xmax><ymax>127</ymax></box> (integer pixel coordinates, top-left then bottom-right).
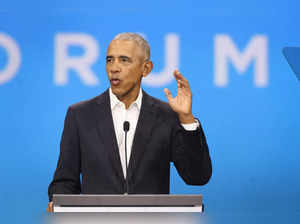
<box><xmin>48</xmin><ymin>107</ymin><xmax>81</xmax><ymax>201</ymax></box>
<box><xmin>171</xmin><ymin>117</ymin><xmax>212</xmax><ymax>185</ymax></box>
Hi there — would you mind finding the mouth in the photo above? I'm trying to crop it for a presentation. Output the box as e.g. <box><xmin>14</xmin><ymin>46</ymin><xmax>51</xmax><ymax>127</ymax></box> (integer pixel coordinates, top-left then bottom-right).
<box><xmin>110</xmin><ymin>78</ymin><xmax>121</xmax><ymax>86</ymax></box>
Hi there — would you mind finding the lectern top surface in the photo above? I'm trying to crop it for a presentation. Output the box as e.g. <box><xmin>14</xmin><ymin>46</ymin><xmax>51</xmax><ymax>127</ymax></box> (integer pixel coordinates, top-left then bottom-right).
<box><xmin>53</xmin><ymin>194</ymin><xmax>202</xmax><ymax>207</ymax></box>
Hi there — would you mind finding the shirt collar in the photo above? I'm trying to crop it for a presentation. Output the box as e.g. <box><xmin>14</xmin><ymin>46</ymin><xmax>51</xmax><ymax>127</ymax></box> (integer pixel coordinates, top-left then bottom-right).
<box><xmin>109</xmin><ymin>88</ymin><xmax>143</xmax><ymax>111</ymax></box>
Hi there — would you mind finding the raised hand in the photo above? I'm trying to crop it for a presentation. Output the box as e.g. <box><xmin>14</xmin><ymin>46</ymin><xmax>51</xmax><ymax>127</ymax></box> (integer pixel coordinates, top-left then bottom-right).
<box><xmin>164</xmin><ymin>70</ymin><xmax>195</xmax><ymax>124</ymax></box>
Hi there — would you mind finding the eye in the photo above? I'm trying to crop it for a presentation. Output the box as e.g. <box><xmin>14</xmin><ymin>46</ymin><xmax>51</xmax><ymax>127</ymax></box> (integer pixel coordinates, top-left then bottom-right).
<box><xmin>121</xmin><ymin>57</ymin><xmax>128</xmax><ymax>62</ymax></box>
<box><xmin>119</xmin><ymin>56</ymin><xmax>131</xmax><ymax>64</ymax></box>
<box><xmin>120</xmin><ymin>57</ymin><xmax>130</xmax><ymax>63</ymax></box>
<box><xmin>106</xmin><ymin>57</ymin><xmax>113</xmax><ymax>63</ymax></box>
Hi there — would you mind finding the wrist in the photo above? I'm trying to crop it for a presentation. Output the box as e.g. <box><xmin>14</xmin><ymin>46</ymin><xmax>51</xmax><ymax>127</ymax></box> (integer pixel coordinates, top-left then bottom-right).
<box><xmin>178</xmin><ymin>113</ymin><xmax>195</xmax><ymax>124</ymax></box>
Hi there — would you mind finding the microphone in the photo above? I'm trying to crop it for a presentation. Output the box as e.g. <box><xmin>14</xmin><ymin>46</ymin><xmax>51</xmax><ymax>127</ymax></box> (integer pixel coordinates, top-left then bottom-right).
<box><xmin>123</xmin><ymin>121</ymin><xmax>130</xmax><ymax>194</ymax></box>
<box><xmin>123</xmin><ymin>121</ymin><xmax>130</xmax><ymax>132</ymax></box>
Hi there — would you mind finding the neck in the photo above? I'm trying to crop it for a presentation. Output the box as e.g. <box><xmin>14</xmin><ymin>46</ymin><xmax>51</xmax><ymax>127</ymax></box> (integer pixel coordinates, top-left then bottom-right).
<box><xmin>117</xmin><ymin>85</ymin><xmax>141</xmax><ymax>109</ymax></box>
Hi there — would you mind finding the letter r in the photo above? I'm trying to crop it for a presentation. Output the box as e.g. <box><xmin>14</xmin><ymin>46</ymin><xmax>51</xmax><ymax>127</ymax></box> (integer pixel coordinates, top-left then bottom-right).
<box><xmin>55</xmin><ymin>33</ymin><xmax>99</xmax><ymax>86</ymax></box>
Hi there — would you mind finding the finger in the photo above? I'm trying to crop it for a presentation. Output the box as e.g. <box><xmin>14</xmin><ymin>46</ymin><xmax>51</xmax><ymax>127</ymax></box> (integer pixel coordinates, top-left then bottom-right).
<box><xmin>173</xmin><ymin>70</ymin><xmax>186</xmax><ymax>80</ymax></box>
<box><xmin>174</xmin><ymin>71</ymin><xmax>185</xmax><ymax>88</ymax></box>
<box><xmin>47</xmin><ymin>202</ymin><xmax>53</xmax><ymax>213</ymax></box>
<box><xmin>173</xmin><ymin>69</ymin><xmax>183</xmax><ymax>80</ymax></box>
<box><xmin>164</xmin><ymin>88</ymin><xmax>173</xmax><ymax>101</ymax></box>
<box><xmin>173</xmin><ymin>70</ymin><xmax>189</xmax><ymax>88</ymax></box>
<box><xmin>177</xmin><ymin>78</ymin><xmax>190</xmax><ymax>90</ymax></box>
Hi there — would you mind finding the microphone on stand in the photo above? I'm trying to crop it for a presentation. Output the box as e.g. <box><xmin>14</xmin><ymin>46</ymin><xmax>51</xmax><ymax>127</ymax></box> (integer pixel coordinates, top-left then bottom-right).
<box><xmin>123</xmin><ymin>121</ymin><xmax>130</xmax><ymax>194</ymax></box>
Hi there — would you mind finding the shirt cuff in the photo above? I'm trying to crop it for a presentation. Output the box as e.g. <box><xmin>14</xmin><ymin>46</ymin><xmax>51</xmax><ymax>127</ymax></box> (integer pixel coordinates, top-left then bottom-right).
<box><xmin>181</xmin><ymin>119</ymin><xmax>200</xmax><ymax>131</ymax></box>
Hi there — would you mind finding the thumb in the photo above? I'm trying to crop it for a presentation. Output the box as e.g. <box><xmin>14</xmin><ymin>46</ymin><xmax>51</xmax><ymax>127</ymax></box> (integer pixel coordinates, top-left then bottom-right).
<box><xmin>164</xmin><ymin>88</ymin><xmax>173</xmax><ymax>102</ymax></box>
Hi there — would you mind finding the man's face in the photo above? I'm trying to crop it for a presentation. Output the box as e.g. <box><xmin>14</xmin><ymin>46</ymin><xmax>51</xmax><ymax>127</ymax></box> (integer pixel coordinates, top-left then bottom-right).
<box><xmin>106</xmin><ymin>39</ymin><xmax>145</xmax><ymax>102</ymax></box>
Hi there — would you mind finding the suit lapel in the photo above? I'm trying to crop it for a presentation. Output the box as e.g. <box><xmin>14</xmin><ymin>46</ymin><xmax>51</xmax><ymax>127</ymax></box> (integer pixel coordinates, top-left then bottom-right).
<box><xmin>127</xmin><ymin>91</ymin><xmax>158</xmax><ymax>180</ymax></box>
<box><xmin>94</xmin><ymin>90</ymin><xmax>125</xmax><ymax>182</ymax></box>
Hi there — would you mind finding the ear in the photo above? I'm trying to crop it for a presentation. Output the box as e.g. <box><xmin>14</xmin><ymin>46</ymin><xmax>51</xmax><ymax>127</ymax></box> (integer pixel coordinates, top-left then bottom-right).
<box><xmin>142</xmin><ymin>61</ymin><xmax>153</xmax><ymax>78</ymax></box>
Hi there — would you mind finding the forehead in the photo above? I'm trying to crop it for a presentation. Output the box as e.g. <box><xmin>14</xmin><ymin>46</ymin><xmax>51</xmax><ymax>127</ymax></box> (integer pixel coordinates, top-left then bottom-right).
<box><xmin>106</xmin><ymin>40</ymin><xmax>142</xmax><ymax>57</ymax></box>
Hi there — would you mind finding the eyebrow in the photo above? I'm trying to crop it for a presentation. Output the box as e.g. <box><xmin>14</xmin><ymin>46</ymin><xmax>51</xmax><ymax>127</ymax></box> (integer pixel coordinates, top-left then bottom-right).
<box><xmin>106</xmin><ymin>55</ymin><xmax>132</xmax><ymax>60</ymax></box>
<box><xmin>119</xmin><ymin>55</ymin><xmax>131</xmax><ymax>60</ymax></box>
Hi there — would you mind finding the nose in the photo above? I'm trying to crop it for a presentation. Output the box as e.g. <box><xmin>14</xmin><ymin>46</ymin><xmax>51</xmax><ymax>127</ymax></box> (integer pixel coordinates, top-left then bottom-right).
<box><xmin>109</xmin><ymin>62</ymin><xmax>121</xmax><ymax>74</ymax></box>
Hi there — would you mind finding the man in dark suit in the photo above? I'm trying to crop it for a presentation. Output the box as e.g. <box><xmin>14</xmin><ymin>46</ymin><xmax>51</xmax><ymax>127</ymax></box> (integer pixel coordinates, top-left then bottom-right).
<box><xmin>47</xmin><ymin>33</ymin><xmax>212</xmax><ymax>211</ymax></box>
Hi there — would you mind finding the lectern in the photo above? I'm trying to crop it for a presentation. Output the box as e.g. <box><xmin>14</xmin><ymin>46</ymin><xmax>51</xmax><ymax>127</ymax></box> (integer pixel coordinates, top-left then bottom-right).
<box><xmin>50</xmin><ymin>195</ymin><xmax>203</xmax><ymax>224</ymax></box>
<box><xmin>53</xmin><ymin>194</ymin><xmax>203</xmax><ymax>212</ymax></box>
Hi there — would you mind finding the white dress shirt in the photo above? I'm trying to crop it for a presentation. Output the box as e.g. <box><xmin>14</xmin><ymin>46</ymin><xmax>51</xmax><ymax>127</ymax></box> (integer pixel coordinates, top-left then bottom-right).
<box><xmin>109</xmin><ymin>88</ymin><xmax>199</xmax><ymax>178</ymax></box>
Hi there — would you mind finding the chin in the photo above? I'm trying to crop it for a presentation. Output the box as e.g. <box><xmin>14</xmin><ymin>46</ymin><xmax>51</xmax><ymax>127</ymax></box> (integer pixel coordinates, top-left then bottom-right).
<box><xmin>111</xmin><ymin>88</ymin><xmax>123</xmax><ymax>98</ymax></box>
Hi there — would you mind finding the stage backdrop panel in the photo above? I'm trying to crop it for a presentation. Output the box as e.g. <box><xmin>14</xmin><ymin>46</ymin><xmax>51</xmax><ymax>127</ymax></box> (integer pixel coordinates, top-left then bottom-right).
<box><xmin>1</xmin><ymin>1</ymin><xmax>300</xmax><ymax>223</ymax></box>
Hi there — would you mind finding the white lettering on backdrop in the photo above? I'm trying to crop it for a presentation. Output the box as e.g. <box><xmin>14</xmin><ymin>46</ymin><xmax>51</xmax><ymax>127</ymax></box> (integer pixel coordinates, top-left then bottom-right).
<box><xmin>143</xmin><ymin>33</ymin><xmax>179</xmax><ymax>87</ymax></box>
<box><xmin>55</xmin><ymin>33</ymin><xmax>99</xmax><ymax>86</ymax></box>
<box><xmin>0</xmin><ymin>33</ymin><xmax>21</xmax><ymax>84</ymax></box>
<box><xmin>0</xmin><ymin>32</ymin><xmax>269</xmax><ymax>88</ymax></box>
<box><xmin>214</xmin><ymin>35</ymin><xmax>268</xmax><ymax>87</ymax></box>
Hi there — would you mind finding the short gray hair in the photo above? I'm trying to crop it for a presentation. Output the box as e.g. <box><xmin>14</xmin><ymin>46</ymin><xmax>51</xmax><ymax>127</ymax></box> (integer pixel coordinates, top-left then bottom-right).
<box><xmin>113</xmin><ymin>32</ymin><xmax>150</xmax><ymax>61</ymax></box>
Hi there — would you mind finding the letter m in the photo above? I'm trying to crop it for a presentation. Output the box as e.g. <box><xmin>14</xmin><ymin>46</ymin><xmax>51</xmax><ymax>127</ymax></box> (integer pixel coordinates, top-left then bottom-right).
<box><xmin>214</xmin><ymin>35</ymin><xmax>268</xmax><ymax>87</ymax></box>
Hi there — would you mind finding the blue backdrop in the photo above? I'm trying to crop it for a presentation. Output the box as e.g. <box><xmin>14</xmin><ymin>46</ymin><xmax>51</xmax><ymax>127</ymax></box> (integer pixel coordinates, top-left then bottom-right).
<box><xmin>1</xmin><ymin>1</ymin><xmax>300</xmax><ymax>223</ymax></box>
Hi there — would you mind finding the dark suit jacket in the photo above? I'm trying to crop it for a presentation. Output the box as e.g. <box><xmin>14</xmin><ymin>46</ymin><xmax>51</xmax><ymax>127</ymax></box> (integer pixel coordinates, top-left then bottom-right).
<box><xmin>48</xmin><ymin>89</ymin><xmax>212</xmax><ymax>201</ymax></box>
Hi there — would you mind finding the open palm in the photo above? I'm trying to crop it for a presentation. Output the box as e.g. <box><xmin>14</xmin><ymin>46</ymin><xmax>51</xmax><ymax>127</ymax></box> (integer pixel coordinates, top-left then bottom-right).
<box><xmin>164</xmin><ymin>70</ymin><xmax>194</xmax><ymax>123</ymax></box>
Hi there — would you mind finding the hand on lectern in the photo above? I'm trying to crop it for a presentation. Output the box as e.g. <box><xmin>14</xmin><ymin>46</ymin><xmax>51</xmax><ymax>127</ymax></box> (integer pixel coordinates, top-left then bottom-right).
<box><xmin>47</xmin><ymin>201</ymin><xmax>53</xmax><ymax>212</ymax></box>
